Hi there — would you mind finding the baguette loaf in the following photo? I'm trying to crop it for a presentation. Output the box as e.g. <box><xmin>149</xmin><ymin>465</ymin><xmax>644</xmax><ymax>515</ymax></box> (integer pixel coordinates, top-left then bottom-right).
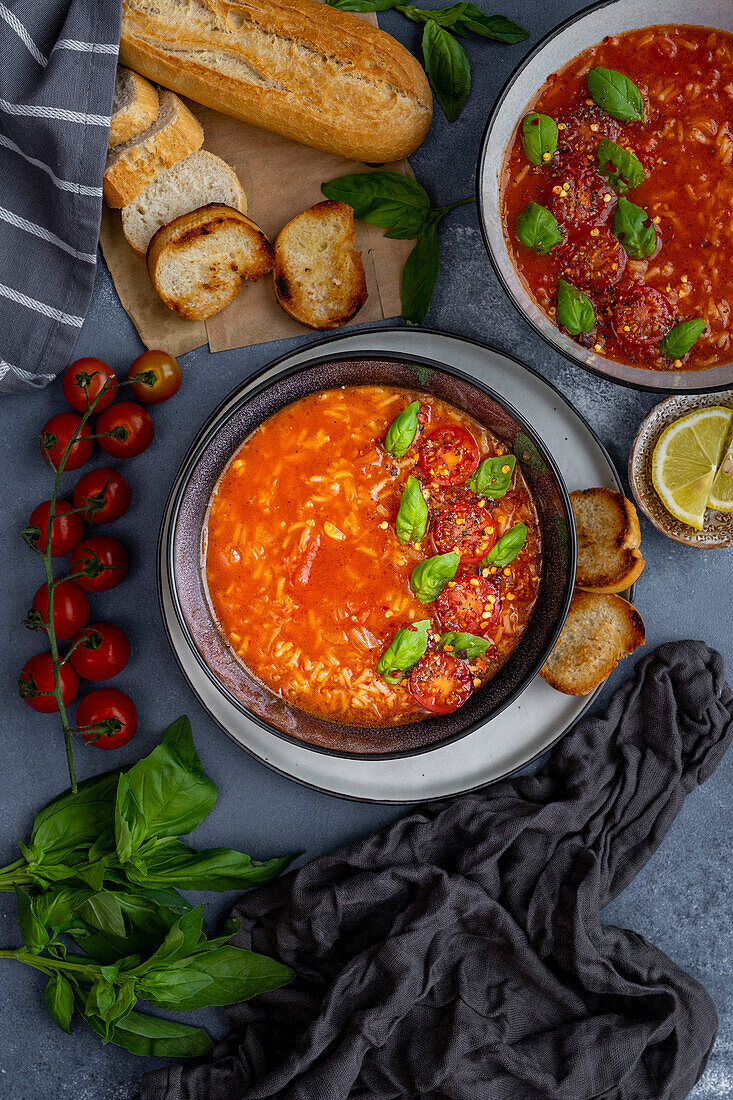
<box><xmin>119</xmin><ymin>0</ymin><xmax>432</xmax><ymax>163</ymax></box>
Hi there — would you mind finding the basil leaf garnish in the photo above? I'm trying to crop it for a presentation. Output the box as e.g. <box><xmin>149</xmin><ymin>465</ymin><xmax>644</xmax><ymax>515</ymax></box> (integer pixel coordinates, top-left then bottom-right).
<box><xmin>596</xmin><ymin>137</ymin><xmax>645</xmax><ymax>193</ymax></box>
<box><xmin>395</xmin><ymin>475</ymin><xmax>428</xmax><ymax>544</ymax></box>
<box><xmin>468</xmin><ymin>454</ymin><xmax>516</xmax><ymax>498</ymax></box>
<box><xmin>410</xmin><ymin>550</ymin><xmax>460</xmax><ymax>603</ymax></box>
<box><xmin>483</xmin><ymin>522</ymin><xmax>527</xmax><ymax>567</ymax></box>
<box><xmin>322</xmin><ymin>170</ymin><xmax>431</xmax><ymax>239</ymax></box>
<box><xmin>586</xmin><ymin>67</ymin><xmax>644</xmax><ymax>122</ymax></box>
<box><xmin>385</xmin><ymin>400</ymin><xmax>420</xmax><ymax>458</ymax></box>
<box><xmin>376</xmin><ymin>619</ymin><xmax>431</xmax><ymax>684</ymax></box>
<box><xmin>399</xmin><ymin>2</ymin><xmax>468</xmax><ymax>27</ymax></box>
<box><xmin>516</xmin><ymin>202</ymin><xmax>563</xmax><ymax>253</ymax></box>
<box><xmin>439</xmin><ymin>631</ymin><xmax>492</xmax><ymax>659</ymax></box>
<box><xmin>402</xmin><ymin>225</ymin><xmax>441</xmax><ymax>326</ymax></box>
<box><xmin>451</xmin><ymin>7</ymin><xmax>528</xmax><ymax>42</ymax></box>
<box><xmin>521</xmin><ymin>113</ymin><xmax>558</xmax><ymax>166</ymax></box>
<box><xmin>612</xmin><ymin>197</ymin><xmax>656</xmax><ymax>259</ymax></box>
<box><xmin>557</xmin><ymin>278</ymin><xmax>596</xmax><ymax>335</ymax></box>
<box><xmin>659</xmin><ymin>318</ymin><xmax>707</xmax><ymax>359</ymax></box>
<box><xmin>422</xmin><ymin>19</ymin><xmax>471</xmax><ymax>122</ymax></box>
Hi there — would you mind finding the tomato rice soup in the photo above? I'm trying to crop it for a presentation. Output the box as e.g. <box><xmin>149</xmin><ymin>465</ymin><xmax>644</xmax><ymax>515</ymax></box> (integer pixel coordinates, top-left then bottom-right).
<box><xmin>205</xmin><ymin>385</ymin><xmax>542</xmax><ymax>727</ymax></box>
<box><xmin>501</xmin><ymin>25</ymin><xmax>733</xmax><ymax>372</ymax></box>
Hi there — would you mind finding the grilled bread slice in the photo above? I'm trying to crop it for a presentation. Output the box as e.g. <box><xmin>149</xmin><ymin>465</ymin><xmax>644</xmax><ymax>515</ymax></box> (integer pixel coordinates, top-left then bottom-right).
<box><xmin>104</xmin><ymin>90</ymin><xmax>204</xmax><ymax>208</ymax></box>
<box><xmin>147</xmin><ymin>203</ymin><xmax>274</xmax><ymax>321</ymax></box>
<box><xmin>273</xmin><ymin>200</ymin><xmax>367</xmax><ymax>330</ymax></box>
<box><xmin>109</xmin><ymin>66</ymin><xmax>158</xmax><ymax>149</ymax></box>
<box><xmin>122</xmin><ymin>150</ymin><xmax>247</xmax><ymax>259</ymax></box>
<box><xmin>571</xmin><ymin>488</ymin><xmax>646</xmax><ymax>594</ymax></box>
<box><xmin>540</xmin><ymin>588</ymin><xmax>645</xmax><ymax>695</ymax></box>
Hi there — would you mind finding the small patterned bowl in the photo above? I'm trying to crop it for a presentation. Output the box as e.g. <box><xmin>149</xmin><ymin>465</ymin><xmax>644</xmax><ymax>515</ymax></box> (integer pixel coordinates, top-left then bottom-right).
<box><xmin>629</xmin><ymin>391</ymin><xmax>733</xmax><ymax>548</ymax></box>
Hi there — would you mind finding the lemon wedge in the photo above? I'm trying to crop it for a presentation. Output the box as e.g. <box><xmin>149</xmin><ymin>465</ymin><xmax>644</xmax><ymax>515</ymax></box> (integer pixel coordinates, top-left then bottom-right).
<box><xmin>651</xmin><ymin>406</ymin><xmax>732</xmax><ymax>529</ymax></box>
<box><xmin>708</xmin><ymin>430</ymin><xmax>733</xmax><ymax>512</ymax></box>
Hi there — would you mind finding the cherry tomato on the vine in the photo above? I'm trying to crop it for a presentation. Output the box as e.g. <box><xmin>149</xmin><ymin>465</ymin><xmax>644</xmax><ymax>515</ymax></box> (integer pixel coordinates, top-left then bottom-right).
<box><xmin>70</xmin><ymin>536</ymin><xmax>129</xmax><ymax>592</ymax></box>
<box><xmin>27</xmin><ymin>500</ymin><xmax>84</xmax><ymax>556</ymax></box>
<box><xmin>73</xmin><ymin>468</ymin><xmax>131</xmax><ymax>525</ymax></box>
<box><xmin>77</xmin><ymin>688</ymin><xmax>137</xmax><ymax>748</ymax></box>
<box><xmin>69</xmin><ymin>622</ymin><xmax>130</xmax><ymax>680</ymax></box>
<box><xmin>128</xmin><ymin>350</ymin><xmax>182</xmax><ymax>404</ymax></box>
<box><xmin>41</xmin><ymin>413</ymin><xmax>93</xmax><ymax>471</ymax></box>
<box><xmin>97</xmin><ymin>402</ymin><xmax>154</xmax><ymax>459</ymax></box>
<box><xmin>31</xmin><ymin>580</ymin><xmax>90</xmax><ymax>640</ymax></box>
<box><xmin>19</xmin><ymin>653</ymin><xmax>78</xmax><ymax>713</ymax></box>
<box><xmin>63</xmin><ymin>357</ymin><xmax>117</xmax><ymax>414</ymax></box>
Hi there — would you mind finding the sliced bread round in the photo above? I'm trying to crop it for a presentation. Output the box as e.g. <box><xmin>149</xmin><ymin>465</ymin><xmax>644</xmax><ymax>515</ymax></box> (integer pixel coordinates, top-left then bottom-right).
<box><xmin>109</xmin><ymin>66</ymin><xmax>158</xmax><ymax>150</ymax></box>
<box><xmin>570</xmin><ymin>488</ymin><xmax>645</xmax><ymax>594</ymax></box>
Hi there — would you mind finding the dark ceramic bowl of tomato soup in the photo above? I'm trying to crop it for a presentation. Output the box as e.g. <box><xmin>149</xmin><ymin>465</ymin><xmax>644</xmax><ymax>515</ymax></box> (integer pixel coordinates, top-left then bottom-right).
<box><xmin>479</xmin><ymin>0</ymin><xmax>733</xmax><ymax>392</ymax></box>
<box><xmin>167</xmin><ymin>353</ymin><xmax>575</xmax><ymax>758</ymax></box>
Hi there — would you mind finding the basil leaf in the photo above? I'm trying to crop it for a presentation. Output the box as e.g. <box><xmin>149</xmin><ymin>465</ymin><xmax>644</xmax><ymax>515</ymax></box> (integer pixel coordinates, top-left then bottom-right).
<box><xmin>422</xmin><ymin>21</ymin><xmax>471</xmax><ymax>122</ymax></box>
<box><xmin>29</xmin><ymin>771</ymin><xmax>118</xmax><ymax>866</ymax></box>
<box><xmin>612</xmin><ymin>197</ymin><xmax>656</xmax><ymax>258</ymax></box>
<box><xmin>73</xmin><ymin>890</ymin><xmax>184</xmax><ymax>964</ymax></box>
<box><xmin>377</xmin><ymin>619</ymin><xmax>431</xmax><ymax>684</ymax></box>
<box><xmin>77</xmin><ymin>996</ymin><xmax>214</xmax><ymax>1057</ymax></box>
<box><xmin>452</xmin><ymin>7</ymin><xmax>528</xmax><ymax>41</ymax></box>
<box><xmin>557</xmin><ymin>278</ymin><xmax>596</xmax><ymax>335</ymax></box>
<box><xmin>516</xmin><ymin>202</ymin><xmax>563</xmax><ymax>253</ymax></box>
<box><xmin>410</xmin><ymin>550</ymin><xmax>460</xmax><ymax>602</ymax></box>
<box><xmin>439</xmin><ymin>631</ymin><xmax>492</xmax><ymax>658</ymax></box>
<box><xmin>521</xmin><ymin>113</ymin><xmax>558</xmax><ymax>166</ymax></box>
<box><xmin>402</xmin><ymin>224</ymin><xmax>441</xmax><ymax>325</ymax></box>
<box><xmin>395</xmin><ymin>475</ymin><xmax>429</xmax><ymax>543</ymax></box>
<box><xmin>137</xmin><ymin>945</ymin><xmax>293</xmax><ymax>1011</ymax></box>
<box><xmin>596</xmin><ymin>137</ymin><xmax>645</xmax><ymax>193</ymax></box>
<box><xmin>135</xmin><ymin>906</ymin><xmax>206</xmax><ymax>972</ymax></box>
<box><xmin>125</xmin><ymin>838</ymin><xmax>293</xmax><ymax>892</ymax></box>
<box><xmin>15</xmin><ymin>886</ymin><xmax>50</xmax><ymax>953</ymax></box>
<box><xmin>586</xmin><ymin>67</ymin><xmax>644</xmax><ymax>122</ymax></box>
<box><xmin>400</xmin><ymin>2</ymin><xmax>468</xmax><ymax>27</ymax></box>
<box><xmin>385</xmin><ymin>400</ymin><xmax>420</xmax><ymax>458</ymax></box>
<box><xmin>45</xmin><ymin>973</ymin><xmax>75</xmax><ymax>1034</ymax></box>
<box><xmin>483</xmin><ymin>522</ymin><xmax>527</xmax><ymax>567</ymax></box>
<box><xmin>322</xmin><ymin>170</ymin><xmax>430</xmax><ymax>239</ymax></box>
<box><xmin>468</xmin><ymin>454</ymin><xmax>516</xmax><ymax>498</ymax></box>
<box><xmin>659</xmin><ymin>318</ymin><xmax>707</xmax><ymax>359</ymax></box>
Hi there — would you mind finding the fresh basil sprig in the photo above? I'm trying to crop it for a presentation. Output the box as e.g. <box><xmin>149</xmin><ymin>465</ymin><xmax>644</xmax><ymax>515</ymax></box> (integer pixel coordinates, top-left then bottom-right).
<box><xmin>482</xmin><ymin>522</ymin><xmax>527</xmax><ymax>567</ymax></box>
<box><xmin>596</xmin><ymin>137</ymin><xmax>645</xmax><ymax>193</ymax></box>
<box><xmin>516</xmin><ymin>202</ymin><xmax>563</xmax><ymax>253</ymax></box>
<box><xmin>557</xmin><ymin>278</ymin><xmax>595</xmax><ymax>335</ymax></box>
<box><xmin>468</xmin><ymin>454</ymin><xmax>516</xmax><ymax>497</ymax></box>
<box><xmin>612</xmin><ymin>197</ymin><xmax>656</xmax><ymax>259</ymax></box>
<box><xmin>421</xmin><ymin>18</ymin><xmax>471</xmax><ymax>121</ymax></box>
<box><xmin>521</xmin><ymin>112</ymin><xmax>558</xmax><ymax>165</ymax></box>
<box><xmin>385</xmin><ymin>400</ymin><xmax>421</xmax><ymax>457</ymax></box>
<box><xmin>410</xmin><ymin>550</ymin><xmax>460</xmax><ymax>602</ymax></box>
<box><xmin>377</xmin><ymin>619</ymin><xmax>431</xmax><ymax>683</ymax></box>
<box><xmin>322</xmin><ymin>170</ymin><xmax>474</xmax><ymax>325</ymax></box>
<box><xmin>659</xmin><ymin>318</ymin><xmax>707</xmax><ymax>359</ymax></box>
<box><xmin>395</xmin><ymin>474</ymin><xmax>429</xmax><ymax>543</ymax></box>
<box><xmin>586</xmin><ymin>67</ymin><xmax>644</xmax><ymax>122</ymax></box>
<box><xmin>439</xmin><ymin>631</ymin><xmax>492</xmax><ymax>658</ymax></box>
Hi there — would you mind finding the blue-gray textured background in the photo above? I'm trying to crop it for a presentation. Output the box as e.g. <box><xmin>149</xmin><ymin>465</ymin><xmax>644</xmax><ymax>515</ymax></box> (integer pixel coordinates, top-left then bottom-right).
<box><xmin>1</xmin><ymin>1</ymin><xmax>732</xmax><ymax>1095</ymax></box>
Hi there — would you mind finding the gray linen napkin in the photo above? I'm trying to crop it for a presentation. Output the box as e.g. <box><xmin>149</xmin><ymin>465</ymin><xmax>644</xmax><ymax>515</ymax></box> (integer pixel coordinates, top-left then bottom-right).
<box><xmin>141</xmin><ymin>640</ymin><xmax>733</xmax><ymax>1100</ymax></box>
<box><xmin>0</xmin><ymin>0</ymin><xmax>120</xmax><ymax>394</ymax></box>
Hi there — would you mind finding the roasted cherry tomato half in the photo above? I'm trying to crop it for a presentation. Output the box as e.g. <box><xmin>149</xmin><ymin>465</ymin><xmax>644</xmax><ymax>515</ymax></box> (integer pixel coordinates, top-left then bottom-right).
<box><xmin>70</xmin><ymin>536</ymin><xmax>129</xmax><ymax>592</ymax></box>
<box><xmin>97</xmin><ymin>402</ymin><xmax>154</xmax><ymax>459</ymax></box>
<box><xmin>72</xmin><ymin>468</ymin><xmax>132</xmax><ymax>525</ymax></box>
<box><xmin>561</xmin><ymin>227</ymin><xmax>627</xmax><ymax>293</ymax></box>
<box><xmin>557</xmin><ymin>97</ymin><xmax>621</xmax><ymax>159</ymax></box>
<box><xmin>69</xmin><ymin>622</ymin><xmax>130</xmax><ymax>680</ymax></box>
<box><xmin>409</xmin><ymin>650</ymin><xmax>473</xmax><ymax>714</ymax></box>
<box><xmin>77</xmin><ymin>688</ymin><xmax>137</xmax><ymax>748</ymax></box>
<box><xmin>128</xmin><ymin>350</ymin><xmax>182</xmax><ymax>404</ymax></box>
<box><xmin>432</xmin><ymin>502</ymin><xmax>497</xmax><ymax>565</ymax></box>
<box><xmin>19</xmin><ymin>652</ymin><xmax>78</xmax><ymax>713</ymax></box>
<box><xmin>545</xmin><ymin>160</ymin><xmax>615</xmax><ymax>230</ymax></box>
<box><xmin>31</xmin><ymin>580</ymin><xmax>90</xmax><ymax>640</ymax></box>
<box><xmin>612</xmin><ymin>286</ymin><xmax>673</xmax><ymax>350</ymax></box>
<box><xmin>62</xmin><ymin>357</ymin><xmax>117</xmax><ymax>413</ymax></box>
<box><xmin>418</xmin><ymin>426</ymin><xmax>480</xmax><ymax>487</ymax></box>
<box><xmin>436</xmin><ymin>572</ymin><xmax>501</xmax><ymax>636</ymax></box>
<box><xmin>41</xmin><ymin>413</ymin><xmax>93</xmax><ymax>471</ymax></box>
<box><xmin>27</xmin><ymin>499</ymin><xmax>84</xmax><ymax>556</ymax></box>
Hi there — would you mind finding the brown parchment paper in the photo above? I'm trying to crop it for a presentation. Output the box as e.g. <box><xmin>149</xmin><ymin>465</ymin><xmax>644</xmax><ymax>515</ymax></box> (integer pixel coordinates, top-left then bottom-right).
<box><xmin>98</xmin><ymin>14</ymin><xmax>413</xmax><ymax>356</ymax></box>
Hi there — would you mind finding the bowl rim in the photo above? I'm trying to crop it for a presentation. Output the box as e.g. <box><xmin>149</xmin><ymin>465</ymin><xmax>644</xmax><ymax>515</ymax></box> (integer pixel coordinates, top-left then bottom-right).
<box><xmin>161</xmin><ymin>344</ymin><xmax>577</xmax><ymax>761</ymax></box>
<box><xmin>475</xmin><ymin>0</ymin><xmax>733</xmax><ymax>396</ymax></box>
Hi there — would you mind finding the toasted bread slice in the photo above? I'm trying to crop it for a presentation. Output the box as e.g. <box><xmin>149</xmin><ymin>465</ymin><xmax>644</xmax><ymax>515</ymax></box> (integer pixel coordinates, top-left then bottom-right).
<box><xmin>540</xmin><ymin>589</ymin><xmax>645</xmax><ymax>696</ymax></box>
<box><xmin>571</xmin><ymin>488</ymin><xmax>645</xmax><ymax>594</ymax></box>
<box><xmin>147</xmin><ymin>203</ymin><xmax>274</xmax><ymax>321</ymax></box>
<box><xmin>273</xmin><ymin>200</ymin><xmax>367</xmax><ymax>329</ymax></box>
<box><xmin>109</xmin><ymin>66</ymin><xmax>158</xmax><ymax>149</ymax></box>
<box><xmin>122</xmin><ymin>150</ymin><xmax>247</xmax><ymax>260</ymax></box>
<box><xmin>104</xmin><ymin>90</ymin><xmax>204</xmax><ymax>208</ymax></box>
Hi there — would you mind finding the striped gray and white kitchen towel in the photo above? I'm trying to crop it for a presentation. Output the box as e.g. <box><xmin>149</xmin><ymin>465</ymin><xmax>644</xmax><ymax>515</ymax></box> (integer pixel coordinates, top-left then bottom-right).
<box><xmin>0</xmin><ymin>0</ymin><xmax>121</xmax><ymax>394</ymax></box>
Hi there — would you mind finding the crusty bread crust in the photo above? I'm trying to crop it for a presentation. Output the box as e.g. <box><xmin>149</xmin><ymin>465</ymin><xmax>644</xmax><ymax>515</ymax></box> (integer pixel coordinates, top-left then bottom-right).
<box><xmin>109</xmin><ymin>67</ymin><xmax>159</xmax><ymax>149</ymax></box>
<box><xmin>120</xmin><ymin>0</ymin><xmax>432</xmax><ymax>163</ymax></box>
<box><xmin>571</xmin><ymin>487</ymin><xmax>646</xmax><ymax>594</ymax></box>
